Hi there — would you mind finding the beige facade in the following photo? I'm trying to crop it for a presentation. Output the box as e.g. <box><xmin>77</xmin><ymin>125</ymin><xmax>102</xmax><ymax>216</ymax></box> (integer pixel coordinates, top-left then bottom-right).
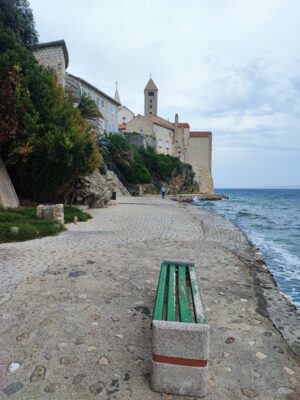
<box><xmin>118</xmin><ymin>106</ymin><xmax>135</xmax><ymax>125</ymax></box>
<box><xmin>125</xmin><ymin>78</ymin><xmax>215</xmax><ymax>194</ymax></box>
<box><xmin>185</xmin><ymin>132</ymin><xmax>214</xmax><ymax>194</ymax></box>
<box><xmin>125</xmin><ymin>114</ymin><xmax>174</xmax><ymax>155</ymax></box>
<box><xmin>33</xmin><ymin>40</ymin><xmax>68</xmax><ymax>87</ymax></box>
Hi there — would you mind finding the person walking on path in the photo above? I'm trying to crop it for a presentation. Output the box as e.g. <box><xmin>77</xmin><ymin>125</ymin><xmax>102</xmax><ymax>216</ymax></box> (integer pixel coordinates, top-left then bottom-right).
<box><xmin>160</xmin><ymin>184</ymin><xmax>167</xmax><ymax>199</ymax></box>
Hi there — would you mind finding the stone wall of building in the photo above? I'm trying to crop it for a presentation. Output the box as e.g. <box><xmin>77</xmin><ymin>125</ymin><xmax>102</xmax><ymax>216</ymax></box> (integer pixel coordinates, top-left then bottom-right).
<box><xmin>118</xmin><ymin>106</ymin><xmax>135</xmax><ymax>125</ymax></box>
<box><xmin>185</xmin><ymin>134</ymin><xmax>214</xmax><ymax>194</ymax></box>
<box><xmin>34</xmin><ymin>45</ymin><xmax>67</xmax><ymax>87</ymax></box>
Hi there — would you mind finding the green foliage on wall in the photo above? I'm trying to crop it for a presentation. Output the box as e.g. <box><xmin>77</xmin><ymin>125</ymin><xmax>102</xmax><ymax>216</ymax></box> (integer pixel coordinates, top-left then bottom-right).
<box><xmin>104</xmin><ymin>133</ymin><xmax>184</xmax><ymax>185</ymax></box>
<box><xmin>0</xmin><ymin>27</ymin><xmax>101</xmax><ymax>202</ymax></box>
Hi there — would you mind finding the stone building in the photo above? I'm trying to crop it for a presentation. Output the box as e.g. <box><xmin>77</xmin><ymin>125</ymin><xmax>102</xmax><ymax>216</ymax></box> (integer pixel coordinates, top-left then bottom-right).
<box><xmin>117</xmin><ymin>105</ymin><xmax>135</xmax><ymax>126</ymax></box>
<box><xmin>124</xmin><ymin>78</ymin><xmax>214</xmax><ymax>194</ymax></box>
<box><xmin>33</xmin><ymin>40</ymin><xmax>120</xmax><ymax>134</ymax></box>
<box><xmin>66</xmin><ymin>73</ymin><xmax>120</xmax><ymax>133</ymax></box>
<box><xmin>34</xmin><ymin>40</ymin><xmax>69</xmax><ymax>87</ymax></box>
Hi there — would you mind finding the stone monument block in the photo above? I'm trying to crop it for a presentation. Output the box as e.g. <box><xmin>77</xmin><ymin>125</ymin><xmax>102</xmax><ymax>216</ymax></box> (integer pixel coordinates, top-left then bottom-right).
<box><xmin>36</xmin><ymin>204</ymin><xmax>64</xmax><ymax>224</ymax></box>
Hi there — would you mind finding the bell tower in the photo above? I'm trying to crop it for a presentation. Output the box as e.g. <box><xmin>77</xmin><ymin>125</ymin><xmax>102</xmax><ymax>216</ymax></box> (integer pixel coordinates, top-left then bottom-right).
<box><xmin>144</xmin><ymin>76</ymin><xmax>158</xmax><ymax>116</ymax></box>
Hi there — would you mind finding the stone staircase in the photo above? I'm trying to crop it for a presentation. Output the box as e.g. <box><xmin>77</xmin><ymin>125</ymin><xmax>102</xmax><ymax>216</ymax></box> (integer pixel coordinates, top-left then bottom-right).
<box><xmin>106</xmin><ymin>170</ymin><xmax>131</xmax><ymax>197</ymax></box>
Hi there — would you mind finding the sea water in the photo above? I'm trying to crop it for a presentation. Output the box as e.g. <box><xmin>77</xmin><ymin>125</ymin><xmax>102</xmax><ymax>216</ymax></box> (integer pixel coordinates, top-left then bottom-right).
<box><xmin>195</xmin><ymin>189</ymin><xmax>300</xmax><ymax>312</ymax></box>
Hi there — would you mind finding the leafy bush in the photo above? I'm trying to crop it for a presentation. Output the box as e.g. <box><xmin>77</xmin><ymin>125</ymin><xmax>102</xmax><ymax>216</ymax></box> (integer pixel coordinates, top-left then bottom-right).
<box><xmin>105</xmin><ymin>133</ymin><xmax>132</xmax><ymax>167</ymax></box>
<box><xmin>104</xmin><ymin>134</ymin><xmax>185</xmax><ymax>185</ymax></box>
<box><xmin>0</xmin><ymin>0</ymin><xmax>38</xmax><ymax>49</ymax></box>
<box><xmin>136</xmin><ymin>147</ymin><xmax>180</xmax><ymax>180</ymax></box>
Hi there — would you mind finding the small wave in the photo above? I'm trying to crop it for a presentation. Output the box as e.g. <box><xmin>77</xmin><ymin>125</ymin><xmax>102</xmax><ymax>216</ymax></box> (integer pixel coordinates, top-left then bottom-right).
<box><xmin>236</xmin><ymin>210</ymin><xmax>271</xmax><ymax>223</ymax></box>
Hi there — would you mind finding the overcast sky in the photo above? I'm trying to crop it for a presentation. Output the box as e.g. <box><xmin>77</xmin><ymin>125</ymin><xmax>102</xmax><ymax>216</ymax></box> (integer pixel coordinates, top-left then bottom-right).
<box><xmin>29</xmin><ymin>0</ymin><xmax>300</xmax><ymax>188</ymax></box>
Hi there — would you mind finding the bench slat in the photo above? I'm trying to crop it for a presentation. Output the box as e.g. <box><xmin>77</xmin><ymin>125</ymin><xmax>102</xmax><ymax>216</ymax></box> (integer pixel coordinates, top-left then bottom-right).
<box><xmin>178</xmin><ymin>265</ymin><xmax>193</xmax><ymax>323</ymax></box>
<box><xmin>167</xmin><ymin>264</ymin><xmax>176</xmax><ymax>321</ymax></box>
<box><xmin>153</xmin><ymin>263</ymin><xmax>168</xmax><ymax>320</ymax></box>
<box><xmin>189</xmin><ymin>266</ymin><xmax>207</xmax><ymax>324</ymax></box>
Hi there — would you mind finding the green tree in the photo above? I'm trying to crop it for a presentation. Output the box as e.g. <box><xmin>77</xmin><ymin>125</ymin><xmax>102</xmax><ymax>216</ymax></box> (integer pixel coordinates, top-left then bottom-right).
<box><xmin>77</xmin><ymin>93</ymin><xmax>103</xmax><ymax>120</ymax></box>
<box><xmin>0</xmin><ymin>27</ymin><xmax>101</xmax><ymax>202</ymax></box>
<box><xmin>0</xmin><ymin>0</ymin><xmax>38</xmax><ymax>48</ymax></box>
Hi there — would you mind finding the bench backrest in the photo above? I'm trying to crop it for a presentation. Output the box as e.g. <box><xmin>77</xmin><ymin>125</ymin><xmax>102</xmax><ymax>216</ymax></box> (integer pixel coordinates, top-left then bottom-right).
<box><xmin>152</xmin><ymin>261</ymin><xmax>207</xmax><ymax>324</ymax></box>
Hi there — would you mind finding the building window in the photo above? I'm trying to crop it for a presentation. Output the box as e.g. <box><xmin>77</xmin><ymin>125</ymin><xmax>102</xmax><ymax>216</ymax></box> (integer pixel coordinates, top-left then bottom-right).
<box><xmin>96</xmin><ymin>97</ymin><xmax>100</xmax><ymax>106</ymax></box>
<box><xmin>150</xmin><ymin>99</ymin><xmax>152</xmax><ymax>103</ymax></box>
<box><xmin>101</xmin><ymin>99</ymin><xmax>105</xmax><ymax>109</ymax></box>
<box><xmin>148</xmin><ymin>92</ymin><xmax>154</xmax><ymax>97</ymax></box>
<box><xmin>150</xmin><ymin>112</ymin><xmax>152</xmax><ymax>114</ymax></box>
<box><xmin>150</xmin><ymin>105</ymin><xmax>152</xmax><ymax>109</ymax></box>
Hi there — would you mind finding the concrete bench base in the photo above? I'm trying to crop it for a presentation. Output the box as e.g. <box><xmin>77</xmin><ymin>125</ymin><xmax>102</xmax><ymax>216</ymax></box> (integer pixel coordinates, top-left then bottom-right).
<box><xmin>151</xmin><ymin>320</ymin><xmax>209</xmax><ymax>397</ymax></box>
<box><xmin>151</xmin><ymin>362</ymin><xmax>208</xmax><ymax>397</ymax></box>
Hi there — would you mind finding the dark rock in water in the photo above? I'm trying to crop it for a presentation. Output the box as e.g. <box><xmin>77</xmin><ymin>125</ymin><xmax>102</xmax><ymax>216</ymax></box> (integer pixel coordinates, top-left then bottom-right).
<box><xmin>173</xmin><ymin>193</ymin><xmax>228</xmax><ymax>202</ymax></box>
<box><xmin>3</xmin><ymin>382</ymin><xmax>23</xmax><ymax>396</ymax></box>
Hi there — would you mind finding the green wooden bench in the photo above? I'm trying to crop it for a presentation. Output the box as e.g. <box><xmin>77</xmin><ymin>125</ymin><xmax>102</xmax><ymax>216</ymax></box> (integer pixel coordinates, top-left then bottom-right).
<box><xmin>152</xmin><ymin>260</ymin><xmax>207</xmax><ymax>324</ymax></box>
<box><xmin>151</xmin><ymin>259</ymin><xmax>209</xmax><ymax>397</ymax></box>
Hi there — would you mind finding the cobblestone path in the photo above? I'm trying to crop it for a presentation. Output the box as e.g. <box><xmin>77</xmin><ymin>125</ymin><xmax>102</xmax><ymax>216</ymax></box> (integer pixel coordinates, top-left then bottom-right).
<box><xmin>0</xmin><ymin>196</ymin><xmax>299</xmax><ymax>399</ymax></box>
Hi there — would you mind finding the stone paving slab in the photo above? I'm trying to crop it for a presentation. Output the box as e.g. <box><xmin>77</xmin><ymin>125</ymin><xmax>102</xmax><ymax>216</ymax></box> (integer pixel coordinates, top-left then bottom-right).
<box><xmin>0</xmin><ymin>196</ymin><xmax>299</xmax><ymax>399</ymax></box>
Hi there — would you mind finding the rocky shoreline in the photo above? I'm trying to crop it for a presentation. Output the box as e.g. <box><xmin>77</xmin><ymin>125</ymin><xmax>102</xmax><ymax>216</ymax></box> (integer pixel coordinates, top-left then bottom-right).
<box><xmin>172</xmin><ymin>193</ymin><xmax>228</xmax><ymax>202</ymax></box>
<box><xmin>186</xmin><ymin>203</ymin><xmax>300</xmax><ymax>358</ymax></box>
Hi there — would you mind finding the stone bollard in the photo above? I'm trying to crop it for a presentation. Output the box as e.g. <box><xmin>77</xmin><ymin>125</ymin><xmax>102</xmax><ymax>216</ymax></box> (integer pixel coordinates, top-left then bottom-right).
<box><xmin>36</xmin><ymin>204</ymin><xmax>64</xmax><ymax>225</ymax></box>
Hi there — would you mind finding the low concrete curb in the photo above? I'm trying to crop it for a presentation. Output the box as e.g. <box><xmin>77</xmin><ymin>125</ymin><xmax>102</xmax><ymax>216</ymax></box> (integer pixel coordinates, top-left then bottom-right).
<box><xmin>151</xmin><ymin>320</ymin><xmax>210</xmax><ymax>397</ymax></box>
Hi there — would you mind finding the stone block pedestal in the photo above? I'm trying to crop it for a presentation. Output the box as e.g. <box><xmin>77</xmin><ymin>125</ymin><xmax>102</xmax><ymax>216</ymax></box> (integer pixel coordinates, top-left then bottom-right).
<box><xmin>36</xmin><ymin>204</ymin><xmax>64</xmax><ymax>224</ymax></box>
<box><xmin>151</xmin><ymin>320</ymin><xmax>210</xmax><ymax>397</ymax></box>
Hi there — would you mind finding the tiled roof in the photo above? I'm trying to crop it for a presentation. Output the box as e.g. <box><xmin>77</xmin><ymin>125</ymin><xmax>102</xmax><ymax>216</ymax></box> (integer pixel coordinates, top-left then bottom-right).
<box><xmin>190</xmin><ymin>132</ymin><xmax>211</xmax><ymax>138</ymax></box>
<box><xmin>147</xmin><ymin>114</ymin><xmax>174</xmax><ymax>130</ymax></box>
<box><xmin>144</xmin><ymin>78</ymin><xmax>158</xmax><ymax>91</ymax></box>
<box><xmin>118</xmin><ymin>123</ymin><xmax>126</xmax><ymax>130</ymax></box>
<box><xmin>178</xmin><ymin>123</ymin><xmax>190</xmax><ymax>128</ymax></box>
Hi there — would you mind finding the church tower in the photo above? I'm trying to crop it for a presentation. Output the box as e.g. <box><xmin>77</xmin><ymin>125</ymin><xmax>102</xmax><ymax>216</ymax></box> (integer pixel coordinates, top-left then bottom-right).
<box><xmin>144</xmin><ymin>77</ymin><xmax>158</xmax><ymax>116</ymax></box>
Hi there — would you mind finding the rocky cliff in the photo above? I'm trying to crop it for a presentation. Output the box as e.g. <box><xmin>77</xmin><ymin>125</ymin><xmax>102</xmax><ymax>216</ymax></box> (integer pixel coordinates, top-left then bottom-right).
<box><xmin>70</xmin><ymin>169</ymin><xmax>111</xmax><ymax>208</ymax></box>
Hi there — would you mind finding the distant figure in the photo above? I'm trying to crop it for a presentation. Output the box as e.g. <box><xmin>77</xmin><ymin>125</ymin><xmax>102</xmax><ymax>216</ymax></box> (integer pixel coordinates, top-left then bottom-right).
<box><xmin>161</xmin><ymin>185</ymin><xmax>166</xmax><ymax>199</ymax></box>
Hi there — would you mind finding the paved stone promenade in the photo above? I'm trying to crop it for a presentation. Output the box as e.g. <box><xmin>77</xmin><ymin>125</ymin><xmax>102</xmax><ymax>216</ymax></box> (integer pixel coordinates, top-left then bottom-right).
<box><xmin>0</xmin><ymin>196</ymin><xmax>299</xmax><ymax>399</ymax></box>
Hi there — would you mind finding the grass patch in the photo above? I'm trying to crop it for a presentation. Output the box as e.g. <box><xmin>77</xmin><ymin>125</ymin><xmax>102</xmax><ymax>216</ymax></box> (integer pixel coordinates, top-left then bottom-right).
<box><xmin>64</xmin><ymin>206</ymin><xmax>92</xmax><ymax>223</ymax></box>
<box><xmin>0</xmin><ymin>206</ymin><xmax>92</xmax><ymax>243</ymax></box>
